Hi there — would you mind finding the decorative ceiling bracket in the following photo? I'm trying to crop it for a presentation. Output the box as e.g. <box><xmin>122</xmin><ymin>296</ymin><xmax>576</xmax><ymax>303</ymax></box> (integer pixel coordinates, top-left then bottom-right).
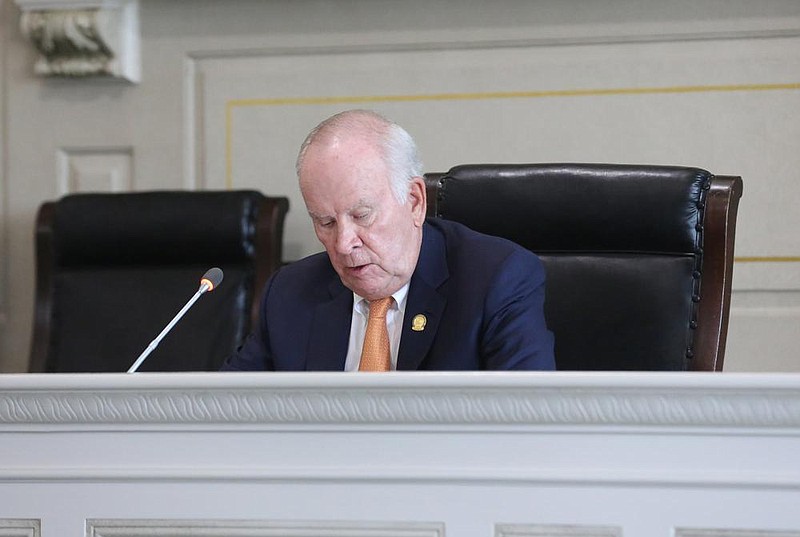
<box><xmin>14</xmin><ymin>0</ymin><xmax>140</xmax><ymax>82</ymax></box>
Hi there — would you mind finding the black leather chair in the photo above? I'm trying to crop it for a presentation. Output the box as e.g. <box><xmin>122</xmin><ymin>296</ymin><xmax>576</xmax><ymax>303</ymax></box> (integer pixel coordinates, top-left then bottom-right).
<box><xmin>425</xmin><ymin>164</ymin><xmax>742</xmax><ymax>371</ymax></box>
<box><xmin>29</xmin><ymin>190</ymin><xmax>289</xmax><ymax>373</ymax></box>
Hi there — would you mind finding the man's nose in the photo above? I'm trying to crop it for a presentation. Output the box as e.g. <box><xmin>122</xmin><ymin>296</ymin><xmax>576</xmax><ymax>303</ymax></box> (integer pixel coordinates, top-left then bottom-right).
<box><xmin>334</xmin><ymin>221</ymin><xmax>360</xmax><ymax>253</ymax></box>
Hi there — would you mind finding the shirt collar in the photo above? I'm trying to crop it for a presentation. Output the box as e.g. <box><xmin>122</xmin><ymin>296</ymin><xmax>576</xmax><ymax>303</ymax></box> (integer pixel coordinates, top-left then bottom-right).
<box><xmin>354</xmin><ymin>282</ymin><xmax>410</xmax><ymax>315</ymax></box>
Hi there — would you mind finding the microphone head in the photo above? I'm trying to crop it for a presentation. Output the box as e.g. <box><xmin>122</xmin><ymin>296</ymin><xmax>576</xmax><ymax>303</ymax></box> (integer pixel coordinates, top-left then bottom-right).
<box><xmin>200</xmin><ymin>267</ymin><xmax>224</xmax><ymax>292</ymax></box>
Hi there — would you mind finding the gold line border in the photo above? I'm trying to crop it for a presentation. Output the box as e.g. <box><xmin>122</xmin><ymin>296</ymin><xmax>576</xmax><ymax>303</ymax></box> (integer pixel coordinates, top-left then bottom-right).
<box><xmin>735</xmin><ymin>257</ymin><xmax>800</xmax><ymax>263</ymax></box>
<box><xmin>227</xmin><ymin>82</ymin><xmax>800</xmax><ymax>109</ymax></box>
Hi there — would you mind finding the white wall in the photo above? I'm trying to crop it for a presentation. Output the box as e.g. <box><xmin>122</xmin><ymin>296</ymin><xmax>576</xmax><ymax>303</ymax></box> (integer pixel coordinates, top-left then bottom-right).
<box><xmin>1</xmin><ymin>0</ymin><xmax>799</xmax><ymax>372</ymax></box>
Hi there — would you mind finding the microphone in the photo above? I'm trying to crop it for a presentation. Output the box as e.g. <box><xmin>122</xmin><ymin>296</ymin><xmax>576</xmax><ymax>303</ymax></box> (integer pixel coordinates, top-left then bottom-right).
<box><xmin>126</xmin><ymin>267</ymin><xmax>224</xmax><ymax>373</ymax></box>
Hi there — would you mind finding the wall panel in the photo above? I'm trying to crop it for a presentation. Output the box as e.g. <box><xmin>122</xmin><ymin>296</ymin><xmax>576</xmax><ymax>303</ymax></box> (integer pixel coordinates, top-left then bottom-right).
<box><xmin>2</xmin><ymin>0</ymin><xmax>800</xmax><ymax>371</ymax></box>
<box><xmin>195</xmin><ymin>36</ymin><xmax>800</xmax><ymax>268</ymax></box>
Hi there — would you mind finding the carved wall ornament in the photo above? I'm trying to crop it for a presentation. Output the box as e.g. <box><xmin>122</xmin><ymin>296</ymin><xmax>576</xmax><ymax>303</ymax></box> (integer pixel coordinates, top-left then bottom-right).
<box><xmin>21</xmin><ymin>9</ymin><xmax>114</xmax><ymax>77</ymax></box>
<box><xmin>15</xmin><ymin>1</ymin><xmax>140</xmax><ymax>82</ymax></box>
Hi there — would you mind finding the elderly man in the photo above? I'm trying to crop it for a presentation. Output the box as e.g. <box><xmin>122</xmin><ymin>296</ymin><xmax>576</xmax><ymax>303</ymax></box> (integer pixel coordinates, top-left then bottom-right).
<box><xmin>222</xmin><ymin>109</ymin><xmax>554</xmax><ymax>371</ymax></box>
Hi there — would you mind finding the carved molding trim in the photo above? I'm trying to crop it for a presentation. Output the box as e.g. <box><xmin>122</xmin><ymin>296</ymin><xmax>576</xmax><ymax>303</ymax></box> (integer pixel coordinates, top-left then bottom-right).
<box><xmin>14</xmin><ymin>0</ymin><xmax>140</xmax><ymax>81</ymax></box>
<box><xmin>1</xmin><ymin>372</ymin><xmax>800</xmax><ymax>430</ymax></box>
<box><xmin>56</xmin><ymin>147</ymin><xmax>133</xmax><ymax>194</ymax></box>
<box><xmin>0</xmin><ymin>519</ymin><xmax>40</xmax><ymax>537</ymax></box>
<box><xmin>676</xmin><ymin>530</ymin><xmax>800</xmax><ymax>537</ymax></box>
<box><xmin>87</xmin><ymin>519</ymin><xmax>445</xmax><ymax>537</ymax></box>
<box><xmin>496</xmin><ymin>525</ymin><xmax>621</xmax><ymax>537</ymax></box>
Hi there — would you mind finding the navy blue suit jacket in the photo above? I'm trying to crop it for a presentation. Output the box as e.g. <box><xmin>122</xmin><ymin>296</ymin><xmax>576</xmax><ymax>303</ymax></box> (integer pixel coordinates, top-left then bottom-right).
<box><xmin>222</xmin><ymin>218</ymin><xmax>555</xmax><ymax>371</ymax></box>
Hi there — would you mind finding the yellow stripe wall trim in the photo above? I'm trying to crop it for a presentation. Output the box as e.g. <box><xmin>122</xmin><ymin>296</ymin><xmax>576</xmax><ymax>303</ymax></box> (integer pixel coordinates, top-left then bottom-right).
<box><xmin>226</xmin><ymin>82</ymin><xmax>800</xmax><ymax>109</ymax></box>
<box><xmin>735</xmin><ymin>257</ymin><xmax>800</xmax><ymax>263</ymax></box>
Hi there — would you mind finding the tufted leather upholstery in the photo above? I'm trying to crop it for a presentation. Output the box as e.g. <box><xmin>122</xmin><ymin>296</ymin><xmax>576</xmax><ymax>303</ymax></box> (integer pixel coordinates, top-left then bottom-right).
<box><xmin>30</xmin><ymin>190</ymin><xmax>289</xmax><ymax>373</ymax></box>
<box><xmin>425</xmin><ymin>163</ymin><xmax>742</xmax><ymax>371</ymax></box>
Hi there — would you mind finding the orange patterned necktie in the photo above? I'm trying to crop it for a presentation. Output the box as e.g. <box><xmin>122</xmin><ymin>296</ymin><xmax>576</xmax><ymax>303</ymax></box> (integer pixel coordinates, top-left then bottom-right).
<box><xmin>358</xmin><ymin>297</ymin><xmax>393</xmax><ymax>372</ymax></box>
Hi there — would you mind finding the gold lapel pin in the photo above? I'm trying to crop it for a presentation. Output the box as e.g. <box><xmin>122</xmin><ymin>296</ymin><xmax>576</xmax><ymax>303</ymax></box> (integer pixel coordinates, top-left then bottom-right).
<box><xmin>411</xmin><ymin>314</ymin><xmax>427</xmax><ymax>332</ymax></box>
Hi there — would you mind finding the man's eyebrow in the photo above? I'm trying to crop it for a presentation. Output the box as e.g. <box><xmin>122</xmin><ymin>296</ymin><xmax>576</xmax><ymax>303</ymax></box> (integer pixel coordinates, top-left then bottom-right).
<box><xmin>307</xmin><ymin>210</ymin><xmax>326</xmax><ymax>219</ymax></box>
<box><xmin>348</xmin><ymin>199</ymin><xmax>372</xmax><ymax>212</ymax></box>
<box><xmin>307</xmin><ymin>200</ymin><xmax>372</xmax><ymax>220</ymax></box>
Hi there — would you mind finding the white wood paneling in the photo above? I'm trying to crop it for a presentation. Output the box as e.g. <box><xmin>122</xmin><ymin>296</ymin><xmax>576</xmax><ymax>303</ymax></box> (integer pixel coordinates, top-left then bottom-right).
<box><xmin>495</xmin><ymin>526</ymin><xmax>621</xmax><ymax>537</ymax></box>
<box><xmin>0</xmin><ymin>520</ymin><xmax>40</xmax><ymax>537</ymax></box>
<box><xmin>1</xmin><ymin>372</ymin><xmax>800</xmax><ymax>537</ymax></box>
<box><xmin>676</xmin><ymin>530</ymin><xmax>800</xmax><ymax>537</ymax></box>
<box><xmin>56</xmin><ymin>147</ymin><xmax>133</xmax><ymax>194</ymax></box>
<box><xmin>87</xmin><ymin>519</ymin><xmax>444</xmax><ymax>537</ymax></box>
<box><xmin>725</xmin><ymin>290</ymin><xmax>800</xmax><ymax>372</ymax></box>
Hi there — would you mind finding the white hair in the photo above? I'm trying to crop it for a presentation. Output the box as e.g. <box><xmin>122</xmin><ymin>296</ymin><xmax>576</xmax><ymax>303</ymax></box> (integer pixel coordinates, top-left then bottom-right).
<box><xmin>296</xmin><ymin>109</ymin><xmax>423</xmax><ymax>204</ymax></box>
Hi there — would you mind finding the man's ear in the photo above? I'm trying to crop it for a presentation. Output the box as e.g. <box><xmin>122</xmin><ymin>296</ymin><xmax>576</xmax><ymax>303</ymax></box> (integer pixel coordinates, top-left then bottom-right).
<box><xmin>408</xmin><ymin>176</ymin><xmax>427</xmax><ymax>227</ymax></box>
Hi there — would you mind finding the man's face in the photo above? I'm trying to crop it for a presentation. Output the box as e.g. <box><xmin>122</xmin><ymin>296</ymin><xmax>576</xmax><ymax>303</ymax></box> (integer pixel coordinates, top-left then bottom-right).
<box><xmin>299</xmin><ymin>135</ymin><xmax>426</xmax><ymax>301</ymax></box>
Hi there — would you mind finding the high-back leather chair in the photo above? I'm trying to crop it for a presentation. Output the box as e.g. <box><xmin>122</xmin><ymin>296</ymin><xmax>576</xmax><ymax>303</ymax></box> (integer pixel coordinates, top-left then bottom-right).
<box><xmin>30</xmin><ymin>190</ymin><xmax>289</xmax><ymax>373</ymax></box>
<box><xmin>425</xmin><ymin>164</ymin><xmax>742</xmax><ymax>371</ymax></box>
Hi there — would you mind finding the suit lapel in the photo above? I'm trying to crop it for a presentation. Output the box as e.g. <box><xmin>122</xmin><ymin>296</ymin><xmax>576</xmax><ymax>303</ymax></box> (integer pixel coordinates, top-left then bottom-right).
<box><xmin>306</xmin><ymin>278</ymin><xmax>352</xmax><ymax>371</ymax></box>
<box><xmin>397</xmin><ymin>222</ymin><xmax>449</xmax><ymax>371</ymax></box>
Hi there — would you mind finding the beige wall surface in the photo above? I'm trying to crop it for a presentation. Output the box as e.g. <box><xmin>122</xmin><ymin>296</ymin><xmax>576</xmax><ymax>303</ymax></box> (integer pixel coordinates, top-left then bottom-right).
<box><xmin>1</xmin><ymin>0</ymin><xmax>799</xmax><ymax>372</ymax></box>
